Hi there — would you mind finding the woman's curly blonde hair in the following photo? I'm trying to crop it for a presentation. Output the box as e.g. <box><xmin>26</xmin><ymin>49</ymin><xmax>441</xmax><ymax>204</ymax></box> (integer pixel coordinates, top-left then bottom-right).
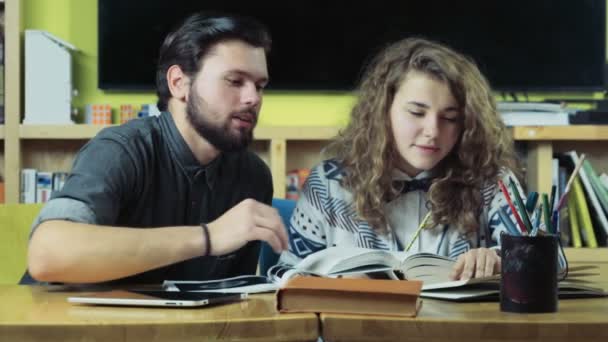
<box><xmin>325</xmin><ymin>37</ymin><xmax>520</xmax><ymax>234</ymax></box>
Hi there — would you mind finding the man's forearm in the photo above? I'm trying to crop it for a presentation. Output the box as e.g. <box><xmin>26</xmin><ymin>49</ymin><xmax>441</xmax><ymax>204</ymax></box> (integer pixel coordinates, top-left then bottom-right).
<box><xmin>28</xmin><ymin>220</ymin><xmax>204</xmax><ymax>283</ymax></box>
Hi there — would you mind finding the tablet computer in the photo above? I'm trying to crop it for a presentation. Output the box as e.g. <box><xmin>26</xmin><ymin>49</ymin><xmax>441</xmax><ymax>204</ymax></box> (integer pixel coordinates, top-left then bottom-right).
<box><xmin>67</xmin><ymin>290</ymin><xmax>248</xmax><ymax>307</ymax></box>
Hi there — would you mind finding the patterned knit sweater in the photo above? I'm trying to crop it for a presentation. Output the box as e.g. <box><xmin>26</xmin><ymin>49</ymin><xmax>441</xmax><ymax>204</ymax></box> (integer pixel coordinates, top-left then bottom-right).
<box><xmin>288</xmin><ymin>159</ymin><xmax>532</xmax><ymax>261</ymax></box>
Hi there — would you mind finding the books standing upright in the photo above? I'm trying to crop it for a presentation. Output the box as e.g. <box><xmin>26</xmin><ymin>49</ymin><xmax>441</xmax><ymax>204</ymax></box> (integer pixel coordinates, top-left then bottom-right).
<box><xmin>567</xmin><ymin>151</ymin><xmax>608</xmax><ymax>245</ymax></box>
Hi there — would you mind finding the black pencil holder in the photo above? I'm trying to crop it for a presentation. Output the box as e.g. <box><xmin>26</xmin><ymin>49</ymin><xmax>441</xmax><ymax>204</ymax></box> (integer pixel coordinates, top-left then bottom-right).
<box><xmin>500</xmin><ymin>234</ymin><xmax>558</xmax><ymax>313</ymax></box>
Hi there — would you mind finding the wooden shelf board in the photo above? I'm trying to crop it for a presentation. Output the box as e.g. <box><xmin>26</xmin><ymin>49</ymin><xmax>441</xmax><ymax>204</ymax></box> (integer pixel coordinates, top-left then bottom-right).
<box><xmin>512</xmin><ymin>126</ymin><xmax>608</xmax><ymax>141</ymax></box>
<box><xmin>255</xmin><ymin>126</ymin><xmax>342</xmax><ymax>140</ymax></box>
<box><xmin>18</xmin><ymin>124</ymin><xmax>608</xmax><ymax>141</ymax></box>
<box><xmin>19</xmin><ymin>124</ymin><xmax>343</xmax><ymax>140</ymax></box>
<box><xmin>20</xmin><ymin>125</ymin><xmax>114</xmax><ymax>139</ymax></box>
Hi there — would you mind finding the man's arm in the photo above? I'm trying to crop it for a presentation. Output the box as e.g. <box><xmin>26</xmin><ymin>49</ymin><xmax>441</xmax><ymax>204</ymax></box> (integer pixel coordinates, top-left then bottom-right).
<box><xmin>28</xmin><ymin>221</ymin><xmax>204</xmax><ymax>283</ymax></box>
<box><xmin>28</xmin><ymin>199</ymin><xmax>288</xmax><ymax>283</ymax></box>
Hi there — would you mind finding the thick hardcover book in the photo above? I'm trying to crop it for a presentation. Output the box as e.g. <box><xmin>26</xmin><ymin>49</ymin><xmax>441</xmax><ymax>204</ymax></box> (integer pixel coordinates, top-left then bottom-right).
<box><xmin>276</xmin><ymin>276</ymin><xmax>422</xmax><ymax>317</ymax></box>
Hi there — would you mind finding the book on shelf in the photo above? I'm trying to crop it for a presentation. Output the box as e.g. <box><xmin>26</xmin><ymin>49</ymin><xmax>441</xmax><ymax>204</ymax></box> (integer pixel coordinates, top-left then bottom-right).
<box><xmin>276</xmin><ymin>276</ymin><xmax>422</xmax><ymax>317</ymax></box>
<box><xmin>20</xmin><ymin>169</ymin><xmax>69</xmax><ymax>203</ymax></box>
<box><xmin>557</xmin><ymin>165</ymin><xmax>571</xmax><ymax>246</ymax></box>
<box><xmin>497</xmin><ymin>101</ymin><xmax>573</xmax><ymax>126</ymax></box>
<box><xmin>567</xmin><ymin>151</ymin><xmax>608</xmax><ymax>245</ymax></box>
<box><xmin>582</xmin><ymin>160</ymin><xmax>608</xmax><ymax>217</ymax></box>
<box><xmin>499</xmin><ymin>111</ymin><xmax>570</xmax><ymax>126</ymax></box>
<box><xmin>570</xmin><ymin>176</ymin><xmax>598</xmax><ymax>247</ymax></box>
<box><xmin>285</xmin><ymin>168</ymin><xmax>310</xmax><ymax>201</ymax></box>
<box><xmin>20</xmin><ymin>169</ymin><xmax>37</xmax><ymax>204</ymax></box>
<box><xmin>497</xmin><ymin>101</ymin><xmax>566</xmax><ymax>113</ymax></box>
<box><xmin>568</xmin><ymin>194</ymin><xmax>583</xmax><ymax>248</ymax></box>
<box><xmin>599</xmin><ymin>173</ymin><xmax>608</xmax><ymax>190</ymax></box>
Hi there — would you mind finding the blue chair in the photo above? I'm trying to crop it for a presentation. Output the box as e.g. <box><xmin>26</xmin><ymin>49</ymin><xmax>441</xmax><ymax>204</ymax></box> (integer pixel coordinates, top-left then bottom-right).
<box><xmin>259</xmin><ymin>198</ymin><xmax>296</xmax><ymax>275</ymax></box>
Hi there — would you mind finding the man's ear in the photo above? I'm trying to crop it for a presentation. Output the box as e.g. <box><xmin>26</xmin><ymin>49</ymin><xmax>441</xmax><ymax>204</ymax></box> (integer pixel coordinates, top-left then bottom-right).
<box><xmin>167</xmin><ymin>65</ymin><xmax>190</xmax><ymax>102</ymax></box>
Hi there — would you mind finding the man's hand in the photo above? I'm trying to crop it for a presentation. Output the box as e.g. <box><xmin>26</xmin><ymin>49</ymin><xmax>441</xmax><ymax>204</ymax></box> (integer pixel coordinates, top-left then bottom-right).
<box><xmin>449</xmin><ymin>247</ymin><xmax>501</xmax><ymax>281</ymax></box>
<box><xmin>206</xmin><ymin>199</ymin><xmax>289</xmax><ymax>256</ymax></box>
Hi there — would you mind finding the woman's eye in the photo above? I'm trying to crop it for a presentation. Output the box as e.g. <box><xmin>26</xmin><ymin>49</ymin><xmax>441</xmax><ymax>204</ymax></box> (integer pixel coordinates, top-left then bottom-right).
<box><xmin>226</xmin><ymin>78</ymin><xmax>243</xmax><ymax>86</ymax></box>
<box><xmin>408</xmin><ymin>111</ymin><xmax>424</xmax><ymax>117</ymax></box>
<box><xmin>442</xmin><ymin>116</ymin><xmax>459</xmax><ymax>122</ymax></box>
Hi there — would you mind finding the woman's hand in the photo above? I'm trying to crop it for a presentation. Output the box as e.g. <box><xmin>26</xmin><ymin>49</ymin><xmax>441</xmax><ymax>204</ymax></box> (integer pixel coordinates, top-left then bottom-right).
<box><xmin>449</xmin><ymin>247</ymin><xmax>501</xmax><ymax>280</ymax></box>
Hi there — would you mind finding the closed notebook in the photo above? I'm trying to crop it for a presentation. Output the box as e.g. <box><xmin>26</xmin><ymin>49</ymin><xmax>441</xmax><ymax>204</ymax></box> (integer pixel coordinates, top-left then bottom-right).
<box><xmin>276</xmin><ymin>276</ymin><xmax>422</xmax><ymax>317</ymax></box>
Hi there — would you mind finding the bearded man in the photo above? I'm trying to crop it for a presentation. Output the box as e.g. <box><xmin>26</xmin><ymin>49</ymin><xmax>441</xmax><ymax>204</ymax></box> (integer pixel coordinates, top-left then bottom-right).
<box><xmin>26</xmin><ymin>12</ymin><xmax>287</xmax><ymax>284</ymax></box>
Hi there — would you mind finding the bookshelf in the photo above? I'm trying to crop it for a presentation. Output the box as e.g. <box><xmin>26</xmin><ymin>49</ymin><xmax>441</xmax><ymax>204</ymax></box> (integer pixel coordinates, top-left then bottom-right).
<box><xmin>514</xmin><ymin>126</ymin><xmax>608</xmax><ymax>197</ymax></box>
<box><xmin>2</xmin><ymin>0</ymin><xmax>608</xmax><ymax>209</ymax></box>
<box><xmin>16</xmin><ymin>125</ymin><xmax>339</xmax><ymax>201</ymax></box>
<box><xmin>5</xmin><ymin>123</ymin><xmax>607</xmax><ymax>203</ymax></box>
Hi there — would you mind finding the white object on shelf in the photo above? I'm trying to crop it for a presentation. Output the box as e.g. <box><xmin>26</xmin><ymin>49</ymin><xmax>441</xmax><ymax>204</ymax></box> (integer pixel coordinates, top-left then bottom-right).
<box><xmin>24</xmin><ymin>30</ymin><xmax>77</xmax><ymax>124</ymax></box>
<box><xmin>497</xmin><ymin>102</ymin><xmax>565</xmax><ymax>113</ymax></box>
<box><xmin>500</xmin><ymin>111</ymin><xmax>571</xmax><ymax>126</ymax></box>
<box><xmin>20</xmin><ymin>169</ymin><xmax>37</xmax><ymax>204</ymax></box>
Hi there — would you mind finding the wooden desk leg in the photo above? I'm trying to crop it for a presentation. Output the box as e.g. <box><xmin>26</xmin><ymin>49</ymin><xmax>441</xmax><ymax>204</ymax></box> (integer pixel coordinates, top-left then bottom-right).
<box><xmin>270</xmin><ymin>139</ymin><xmax>287</xmax><ymax>199</ymax></box>
<box><xmin>526</xmin><ymin>141</ymin><xmax>553</xmax><ymax>195</ymax></box>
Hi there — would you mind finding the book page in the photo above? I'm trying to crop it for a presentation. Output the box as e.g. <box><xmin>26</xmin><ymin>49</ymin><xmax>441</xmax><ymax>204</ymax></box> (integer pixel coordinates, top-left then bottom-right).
<box><xmin>421</xmin><ymin>275</ymin><xmax>500</xmax><ymax>291</ymax></box>
<box><xmin>293</xmin><ymin>247</ymin><xmax>401</xmax><ymax>275</ymax></box>
<box><xmin>399</xmin><ymin>253</ymin><xmax>457</xmax><ymax>285</ymax></box>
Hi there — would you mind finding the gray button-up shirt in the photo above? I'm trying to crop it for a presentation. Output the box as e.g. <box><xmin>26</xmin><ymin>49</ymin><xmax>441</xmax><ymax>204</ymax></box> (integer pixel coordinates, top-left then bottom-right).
<box><xmin>31</xmin><ymin>111</ymin><xmax>273</xmax><ymax>284</ymax></box>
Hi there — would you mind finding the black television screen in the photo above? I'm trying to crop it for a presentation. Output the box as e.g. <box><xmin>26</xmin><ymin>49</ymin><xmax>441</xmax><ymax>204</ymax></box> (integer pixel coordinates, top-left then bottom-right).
<box><xmin>98</xmin><ymin>0</ymin><xmax>606</xmax><ymax>92</ymax></box>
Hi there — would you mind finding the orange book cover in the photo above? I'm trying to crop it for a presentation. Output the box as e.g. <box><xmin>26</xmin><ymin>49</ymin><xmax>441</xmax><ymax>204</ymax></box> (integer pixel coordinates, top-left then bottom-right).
<box><xmin>276</xmin><ymin>276</ymin><xmax>422</xmax><ymax>317</ymax></box>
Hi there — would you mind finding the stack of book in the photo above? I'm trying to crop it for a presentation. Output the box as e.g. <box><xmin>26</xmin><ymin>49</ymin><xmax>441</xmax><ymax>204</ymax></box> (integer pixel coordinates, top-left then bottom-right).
<box><xmin>555</xmin><ymin>151</ymin><xmax>608</xmax><ymax>247</ymax></box>
<box><xmin>20</xmin><ymin>169</ymin><xmax>68</xmax><ymax>203</ymax></box>
<box><xmin>498</xmin><ymin>102</ymin><xmax>572</xmax><ymax>126</ymax></box>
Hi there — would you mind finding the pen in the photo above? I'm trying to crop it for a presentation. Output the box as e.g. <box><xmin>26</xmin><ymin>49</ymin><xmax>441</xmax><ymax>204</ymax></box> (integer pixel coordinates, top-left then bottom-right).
<box><xmin>532</xmin><ymin>206</ymin><xmax>542</xmax><ymax>236</ymax></box>
<box><xmin>549</xmin><ymin>185</ymin><xmax>556</xmax><ymax>212</ymax></box>
<box><xmin>405</xmin><ymin>211</ymin><xmax>432</xmax><ymax>252</ymax></box>
<box><xmin>525</xmin><ymin>191</ymin><xmax>539</xmax><ymax>215</ymax></box>
<box><xmin>508</xmin><ymin>177</ymin><xmax>533</xmax><ymax>233</ymax></box>
<box><xmin>551</xmin><ymin>209</ymin><xmax>560</xmax><ymax>235</ymax></box>
<box><xmin>498</xmin><ymin>207</ymin><xmax>520</xmax><ymax>236</ymax></box>
<box><xmin>498</xmin><ymin>179</ymin><xmax>528</xmax><ymax>234</ymax></box>
<box><xmin>542</xmin><ymin>193</ymin><xmax>553</xmax><ymax>234</ymax></box>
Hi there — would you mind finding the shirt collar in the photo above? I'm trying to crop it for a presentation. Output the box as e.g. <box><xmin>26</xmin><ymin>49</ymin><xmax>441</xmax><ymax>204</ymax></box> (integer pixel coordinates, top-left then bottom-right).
<box><xmin>159</xmin><ymin>111</ymin><xmax>221</xmax><ymax>189</ymax></box>
<box><xmin>391</xmin><ymin>168</ymin><xmax>435</xmax><ymax>181</ymax></box>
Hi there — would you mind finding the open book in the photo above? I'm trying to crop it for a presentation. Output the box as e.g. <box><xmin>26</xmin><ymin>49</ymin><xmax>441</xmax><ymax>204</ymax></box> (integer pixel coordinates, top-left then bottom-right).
<box><xmin>277</xmin><ymin>246</ymin><xmax>458</xmax><ymax>284</ymax></box>
<box><xmin>164</xmin><ymin>246</ymin><xmax>493</xmax><ymax>294</ymax></box>
<box><xmin>163</xmin><ymin>247</ymin><xmax>607</xmax><ymax>301</ymax></box>
<box><xmin>421</xmin><ymin>281</ymin><xmax>608</xmax><ymax>302</ymax></box>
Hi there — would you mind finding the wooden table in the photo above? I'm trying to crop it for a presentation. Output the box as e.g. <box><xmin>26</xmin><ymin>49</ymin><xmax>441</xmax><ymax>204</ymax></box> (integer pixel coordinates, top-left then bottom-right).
<box><xmin>0</xmin><ymin>285</ymin><xmax>318</xmax><ymax>342</ymax></box>
<box><xmin>321</xmin><ymin>248</ymin><xmax>608</xmax><ymax>342</ymax></box>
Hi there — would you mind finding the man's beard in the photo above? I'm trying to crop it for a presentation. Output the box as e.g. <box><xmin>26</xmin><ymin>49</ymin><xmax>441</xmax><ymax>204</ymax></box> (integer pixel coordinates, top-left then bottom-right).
<box><xmin>186</xmin><ymin>93</ymin><xmax>255</xmax><ymax>152</ymax></box>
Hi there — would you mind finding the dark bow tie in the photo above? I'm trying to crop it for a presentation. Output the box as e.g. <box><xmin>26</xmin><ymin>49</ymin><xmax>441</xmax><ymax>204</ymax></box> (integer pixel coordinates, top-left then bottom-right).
<box><xmin>394</xmin><ymin>178</ymin><xmax>432</xmax><ymax>194</ymax></box>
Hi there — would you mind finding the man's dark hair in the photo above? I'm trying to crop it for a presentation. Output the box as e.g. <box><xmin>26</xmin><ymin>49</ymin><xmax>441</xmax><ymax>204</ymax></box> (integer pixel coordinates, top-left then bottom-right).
<box><xmin>156</xmin><ymin>12</ymin><xmax>272</xmax><ymax>111</ymax></box>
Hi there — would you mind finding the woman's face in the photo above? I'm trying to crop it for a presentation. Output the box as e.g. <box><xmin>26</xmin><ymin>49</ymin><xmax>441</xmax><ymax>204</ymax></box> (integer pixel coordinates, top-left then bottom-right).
<box><xmin>389</xmin><ymin>71</ymin><xmax>463</xmax><ymax>177</ymax></box>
